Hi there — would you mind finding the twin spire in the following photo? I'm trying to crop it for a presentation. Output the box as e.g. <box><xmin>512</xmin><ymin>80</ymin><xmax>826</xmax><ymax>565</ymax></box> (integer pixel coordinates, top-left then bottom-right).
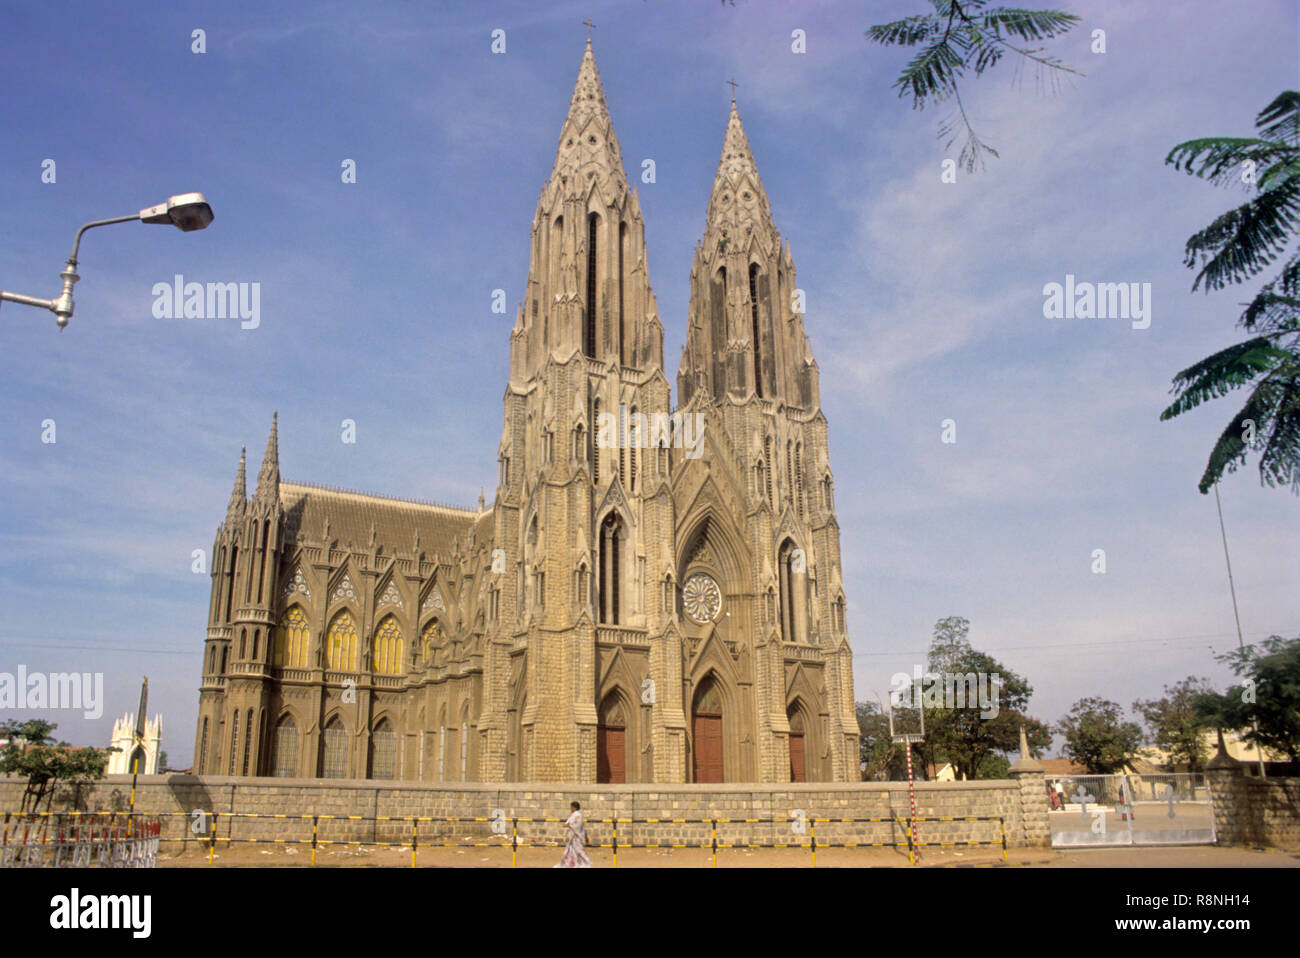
<box><xmin>227</xmin><ymin>413</ymin><xmax>279</xmax><ymax>524</ymax></box>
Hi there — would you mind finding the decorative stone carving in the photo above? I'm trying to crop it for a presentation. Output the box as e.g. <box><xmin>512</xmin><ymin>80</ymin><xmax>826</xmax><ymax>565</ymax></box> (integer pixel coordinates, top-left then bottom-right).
<box><xmin>682</xmin><ymin>573</ymin><xmax>722</xmax><ymax>623</ymax></box>
<box><xmin>378</xmin><ymin>580</ymin><xmax>404</xmax><ymax>610</ymax></box>
<box><xmin>280</xmin><ymin>566</ymin><xmax>310</xmax><ymax>601</ymax></box>
<box><xmin>331</xmin><ymin>573</ymin><xmax>357</xmax><ymax>604</ymax></box>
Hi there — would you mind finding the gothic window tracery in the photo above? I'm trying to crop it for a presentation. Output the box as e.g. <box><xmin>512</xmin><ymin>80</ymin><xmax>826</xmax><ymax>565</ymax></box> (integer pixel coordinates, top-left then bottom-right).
<box><xmin>322</xmin><ymin>716</ymin><xmax>347</xmax><ymax>779</ymax></box>
<box><xmin>273</xmin><ymin>606</ymin><xmax>310</xmax><ymax>668</ymax></box>
<box><xmin>371</xmin><ymin>719</ymin><xmax>396</xmax><ymax>780</ymax></box>
<box><xmin>326</xmin><ymin>610</ymin><xmax>360</xmax><ymax>672</ymax></box>
<box><xmin>372</xmin><ymin>615</ymin><xmax>404</xmax><ymax>674</ymax></box>
<box><xmin>272</xmin><ymin>714</ymin><xmax>298</xmax><ymax>778</ymax></box>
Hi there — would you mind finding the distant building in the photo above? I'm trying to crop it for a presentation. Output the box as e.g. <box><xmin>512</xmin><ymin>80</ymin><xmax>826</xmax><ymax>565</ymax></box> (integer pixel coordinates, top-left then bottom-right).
<box><xmin>106</xmin><ymin>713</ymin><xmax>162</xmax><ymax>775</ymax></box>
<box><xmin>1139</xmin><ymin>729</ymin><xmax>1290</xmax><ymax>776</ymax></box>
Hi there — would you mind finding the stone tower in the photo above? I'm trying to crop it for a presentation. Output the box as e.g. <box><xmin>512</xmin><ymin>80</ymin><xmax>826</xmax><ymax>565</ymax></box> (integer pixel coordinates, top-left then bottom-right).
<box><xmin>488</xmin><ymin>38</ymin><xmax>682</xmax><ymax>781</ymax></box>
<box><xmin>673</xmin><ymin>99</ymin><xmax>859</xmax><ymax>781</ymax></box>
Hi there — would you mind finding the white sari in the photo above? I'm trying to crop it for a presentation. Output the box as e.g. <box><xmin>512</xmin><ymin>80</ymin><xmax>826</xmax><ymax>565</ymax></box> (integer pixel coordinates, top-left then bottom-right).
<box><xmin>555</xmin><ymin>810</ymin><xmax>592</xmax><ymax>867</ymax></box>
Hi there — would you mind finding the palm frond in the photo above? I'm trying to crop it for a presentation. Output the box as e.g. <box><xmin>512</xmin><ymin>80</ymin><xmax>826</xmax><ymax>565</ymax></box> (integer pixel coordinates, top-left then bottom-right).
<box><xmin>1241</xmin><ymin>250</ymin><xmax>1300</xmax><ymax>332</ymax></box>
<box><xmin>1183</xmin><ymin>176</ymin><xmax>1300</xmax><ymax>290</ymax></box>
<box><xmin>1256</xmin><ymin>90</ymin><xmax>1300</xmax><ymax>146</ymax></box>
<box><xmin>1161</xmin><ymin>337</ymin><xmax>1289</xmax><ymax>420</ymax></box>
<box><xmin>1165</xmin><ymin>136</ymin><xmax>1298</xmax><ymax>188</ymax></box>
<box><xmin>979</xmin><ymin>7</ymin><xmax>1079</xmax><ymax>41</ymax></box>
<box><xmin>1254</xmin><ymin>372</ymin><xmax>1300</xmax><ymax>492</ymax></box>
<box><xmin>1196</xmin><ymin>374</ymin><xmax>1289</xmax><ymax>493</ymax></box>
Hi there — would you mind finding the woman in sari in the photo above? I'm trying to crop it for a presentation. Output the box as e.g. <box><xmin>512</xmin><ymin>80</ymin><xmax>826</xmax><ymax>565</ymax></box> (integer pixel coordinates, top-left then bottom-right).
<box><xmin>555</xmin><ymin>800</ymin><xmax>592</xmax><ymax>867</ymax></box>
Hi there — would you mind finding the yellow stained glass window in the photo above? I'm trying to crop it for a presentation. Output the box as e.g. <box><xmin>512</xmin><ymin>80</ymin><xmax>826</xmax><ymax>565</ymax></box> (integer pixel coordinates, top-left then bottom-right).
<box><xmin>326</xmin><ymin>610</ymin><xmax>359</xmax><ymax>671</ymax></box>
<box><xmin>273</xmin><ymin>606</ymin><xmax>311</xmax><ymax>668</ymax></box>
<box><xmin>372</xmin><ymin>616</ymin><xmax>404</xmax><ymax>674</ymax></box>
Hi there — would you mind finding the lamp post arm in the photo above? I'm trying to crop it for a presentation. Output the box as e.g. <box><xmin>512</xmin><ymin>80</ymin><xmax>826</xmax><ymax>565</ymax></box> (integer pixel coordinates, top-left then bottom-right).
<box><xmin>67</xmin><ymin>213</ymin><xmax>142</xmax><ymax>266</ymax></box>
<box><xmin>1</xmin><ymin>213</ymin><xmax>142</xmax><ymax>328</ymax></box>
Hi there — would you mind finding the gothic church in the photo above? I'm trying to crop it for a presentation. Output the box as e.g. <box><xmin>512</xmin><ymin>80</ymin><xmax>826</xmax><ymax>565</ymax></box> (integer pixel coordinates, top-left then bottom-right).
<box><xmin>194</xmin><ymin>41</ymin><xmax>859</xmax><ymax>784</ymax></box>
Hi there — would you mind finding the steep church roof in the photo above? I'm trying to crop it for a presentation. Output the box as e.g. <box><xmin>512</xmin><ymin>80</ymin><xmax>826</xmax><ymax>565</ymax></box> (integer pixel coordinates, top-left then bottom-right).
<box><xmin>279</xmin><ymin>482</ymin><xmax>479</xmax><ymax>558</ymax></box>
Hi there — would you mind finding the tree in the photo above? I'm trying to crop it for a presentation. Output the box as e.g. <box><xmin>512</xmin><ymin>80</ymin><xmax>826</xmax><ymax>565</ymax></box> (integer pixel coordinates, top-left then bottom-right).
<box><xmin>1133</xmin><ymin>677</ymin><xmax>1216</xmax><ymax>771</ymax></box>
<box><xmin>1161</xmin><ymin>91</ymin><xmax>1300</xmax><ymax>494</ymax></box>
<box><xmin>1196</xmin><ymin>634</ymin><xmax>1300</xmax><ymax>762</ymax></box>
<box><xmin>0</xmin><ymin>719</ymin><xmax>116</xmax><ymax>813</ymax></box>
<box><xmin>908</xmin><ymin>616</ymin><xmax>1051</xmax><ymax>779</ymax></box>
<box><xmin>1056</xmin><ymin>698</ymin><xmax>1143</xmax><ymax>773</ymax></box>
<box><xmin>867</xmin><ymin>0</ymin><xmax>1081</xmax><ymax>171</ymax></box>
<box><xmin>856</xmin><ymin>700</ymin><xmax>909</xmax><ymax>780</ymax></box>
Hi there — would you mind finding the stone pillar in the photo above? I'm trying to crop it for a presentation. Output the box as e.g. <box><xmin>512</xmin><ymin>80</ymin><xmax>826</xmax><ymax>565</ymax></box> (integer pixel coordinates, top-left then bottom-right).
<box><xmin>1206</xmin><ymin>729</ymin><xmax>1248</xmax><ymax>845</ymax></box>
<box><xmin>1006</xmin><ymin>725</ymin><xmax>1049</xmax><ymax>847</ymax></box>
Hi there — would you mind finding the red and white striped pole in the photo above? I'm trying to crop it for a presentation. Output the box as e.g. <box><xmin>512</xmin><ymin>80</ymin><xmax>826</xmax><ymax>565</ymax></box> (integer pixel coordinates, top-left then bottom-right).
<box><xmin>906</xmin><ymin>741</ymin><xmax>919</xmax><ymax>865</ymax></box>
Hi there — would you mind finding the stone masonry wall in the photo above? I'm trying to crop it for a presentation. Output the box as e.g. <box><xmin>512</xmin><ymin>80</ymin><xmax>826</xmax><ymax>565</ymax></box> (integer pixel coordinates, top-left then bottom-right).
<box><xmin>1</xmin><ymin>774</ymin><xmax>1028</xmax><ymax>852</ymax></box>
<box><xmin>1207</xmin><ymin>768</ymin><xmax>1300</xmax><ymax>846</ymax></box>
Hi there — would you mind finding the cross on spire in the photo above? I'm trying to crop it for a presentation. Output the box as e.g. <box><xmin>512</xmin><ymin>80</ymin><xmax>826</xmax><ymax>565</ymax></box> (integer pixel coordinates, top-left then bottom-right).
<box><xmin>727</xmin><ymin>77</ymin><xmax>738</xmax><ymax>103</ymax></box>
<box><xmin>583</xmin><ymin>18</ymin><xmax>596</xmax><ymax>41</ymax></box>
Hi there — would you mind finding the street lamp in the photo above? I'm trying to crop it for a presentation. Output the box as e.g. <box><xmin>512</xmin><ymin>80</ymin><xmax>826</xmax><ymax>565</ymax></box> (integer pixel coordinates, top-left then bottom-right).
<box><xmin>0</xmin><ymin>192</ymin><xmax>214</xmax><ymax>329</ymax></box>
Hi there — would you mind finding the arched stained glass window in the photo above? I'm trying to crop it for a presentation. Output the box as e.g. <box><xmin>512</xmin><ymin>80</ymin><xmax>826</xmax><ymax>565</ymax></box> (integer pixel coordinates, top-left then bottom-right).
<box><xmin>272</xmin><ymin>714</ymin><xmax>298</xmax><ymax>778</ymax></box>
<box><xmin>371</xmin><ymin>720</ymin><xmax>396</xmax><ymax>780</ymax></box>
<box><xmin>273</xmin><ymin>606</ymin><xmax>310</xmax><ymax>668</ymax></box>
<box><xmin>322</xmin><ymin>716</ymin><xmax>347</xmax><ymax>779</ymax></box>
<box><xmin>372</xmin><ymin>615</ymin><xmax>404</xmax><ymax>674</ymax></box>
<box><xmin>326</xmin><ymin>611</ymin><xmax>359</xmax><ymax>671</ymax></box>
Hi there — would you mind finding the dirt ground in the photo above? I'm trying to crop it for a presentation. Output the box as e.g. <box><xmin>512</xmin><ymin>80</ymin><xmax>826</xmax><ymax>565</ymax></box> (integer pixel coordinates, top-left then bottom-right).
<box><xmin>156</xmin><ymin>839</ymin><xmax>1300</xmax><ymax>868</ymax></box>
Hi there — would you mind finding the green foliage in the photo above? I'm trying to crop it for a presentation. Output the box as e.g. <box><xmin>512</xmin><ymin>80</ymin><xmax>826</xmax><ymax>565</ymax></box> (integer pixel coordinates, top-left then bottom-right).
<box><xmin>1195</xmin><ymin>634</ymin><xmax>1300</xmax><ymax>762</ymax></box>
<box><xmin>867</xmin><ymin>0</ymin><xmax>1081</xmax><ymax>171</ymax></box>
<box><xmin>0</xmin><ymin>719</ymin><xmax>116</xmax><ymax>813</ymax></box>
<box><xmin>1132</xmin><ymin>677</ymin><xmax>1216</xmax><ymax>771</ymax></box>
<box><xmin>1162</xmin><ymin>91</ymin><xmax>1300</xmax><ymax>494</ymax></box>
<box><xmin>856</xmin><ymin>700</ymin><xmax>910</xmax><ymax>780</ymax></box>
<box><xmin>909</xmin><ymin>616</ymin><xmax>1051</xmax><ymax>779</ymax></box>
<box><xmin>1056</xmin><ymin>697</ymin><xmax>1143</xmax><ymax>773</ymax></box>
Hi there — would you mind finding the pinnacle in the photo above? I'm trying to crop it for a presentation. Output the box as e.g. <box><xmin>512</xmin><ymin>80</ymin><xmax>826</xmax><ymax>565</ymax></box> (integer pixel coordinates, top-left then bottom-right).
<box><xmin>226</xmin><ymin>447</ymin><xmax>247</xmax><ymax>523</ymax></box>
<box><xmin>252</xmin><ymin>412</ymin><xmax>280</xmax><ymax>507</ymax></box>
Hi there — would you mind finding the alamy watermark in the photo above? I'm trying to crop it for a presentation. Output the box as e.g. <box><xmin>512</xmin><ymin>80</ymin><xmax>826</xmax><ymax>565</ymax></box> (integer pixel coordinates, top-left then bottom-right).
<box><xmin>0</xmin><ymin>666</ymin><xmax>103</xmax><ymax>720</ymax></box>
<box><xmin>152</xmin><ymin>274</ymin><xmax>260</xmax><ymax>329</ymax></box>
<box><xmin>1042</xmin><ymin>274</ymin><xmax>1151</xmax><ymax>330</ymax></box>
<box><xmin>596</xmin><ymin>404</ymin><xmax>705</xmax><ymax>460</ymax></box>
<box><xmin>889</xmin><ymin>666</ymin><xmax>1002</xmax><ymax>720</ymax></box>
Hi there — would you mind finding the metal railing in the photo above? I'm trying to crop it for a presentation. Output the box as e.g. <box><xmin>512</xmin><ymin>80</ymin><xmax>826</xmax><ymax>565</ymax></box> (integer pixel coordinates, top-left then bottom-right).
<box><xmin>0</xmin><ymin>812</ymin><xmax>161</xmax><ymax>868</ymax></box>
<box><xmin>0</xmin><ymin>810</ymin><xmax>1006</xmax><ymax>868</ymax></box>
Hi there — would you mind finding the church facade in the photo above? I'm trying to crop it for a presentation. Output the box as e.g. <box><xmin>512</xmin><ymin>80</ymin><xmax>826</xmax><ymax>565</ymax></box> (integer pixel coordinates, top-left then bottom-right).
<box><xmin>193</xmin><ymin>41</ymin><xmax>859</xmax><ymax>784</ymax></box>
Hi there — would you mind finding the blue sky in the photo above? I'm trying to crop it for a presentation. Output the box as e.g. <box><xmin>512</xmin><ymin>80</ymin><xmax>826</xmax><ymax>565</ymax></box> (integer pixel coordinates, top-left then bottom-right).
<box><xmin>0</xmin><ymin>0</ymin><xmax>1296</xmax><ymax>765</ymax></box>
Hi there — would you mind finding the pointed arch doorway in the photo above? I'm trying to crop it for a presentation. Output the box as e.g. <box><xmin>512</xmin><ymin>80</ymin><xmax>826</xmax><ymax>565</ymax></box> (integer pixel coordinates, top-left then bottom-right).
<box><xmin>596</xmin><ymin>692</ymin><xmax>627</xmax><ymax>784</ymax></box>
<box><xmin>788</xmin><ymin>705</ymin><xmax>806</xmax><ymax>783</ymax></box>
<box><xmin>691</xmin><ymin>675</ymin><xmax>724</xmax><ymax>783</ymax></box>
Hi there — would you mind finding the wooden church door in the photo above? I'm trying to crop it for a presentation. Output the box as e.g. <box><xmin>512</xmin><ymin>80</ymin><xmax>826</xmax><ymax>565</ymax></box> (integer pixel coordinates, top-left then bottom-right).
<box><xmin>597</xmin><ymin>694</ymin><xmax>627</xmax><ymax>784</ymax></box>
<box><xmin>692</xmin><ymin>677</ymin><xmax>724</xmax><ymax>783</ymax></box>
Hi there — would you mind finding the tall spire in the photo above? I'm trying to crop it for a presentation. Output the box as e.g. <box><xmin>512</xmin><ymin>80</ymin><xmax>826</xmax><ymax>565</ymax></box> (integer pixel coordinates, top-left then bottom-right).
<box><xmin>705</xmin><ymin>100</ymin><xmax>777</xmax><ymax>246</ymax></box>
<box><xmin>679</xmin><ymin>100</ymin><xmax>819</xmax><ymax>410</ymax></box>
<box><xmin>508</xmin><ymin>40</ymin><xmax>663</xmax><ymax>380</ymax></box>
<box><xmin>252</xmin><ymin>412</ymin><xmax>279</xmax><ymax>508</ymax></box>
<box><xmin>225</xmin><ymin>447</ymin><xmax>247</xmax><ymax>524</ymax></box>
<box><xmin>550</xmin><ymin>38</ymin><xmax>627</xmax><ymax>189</ymax></box>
